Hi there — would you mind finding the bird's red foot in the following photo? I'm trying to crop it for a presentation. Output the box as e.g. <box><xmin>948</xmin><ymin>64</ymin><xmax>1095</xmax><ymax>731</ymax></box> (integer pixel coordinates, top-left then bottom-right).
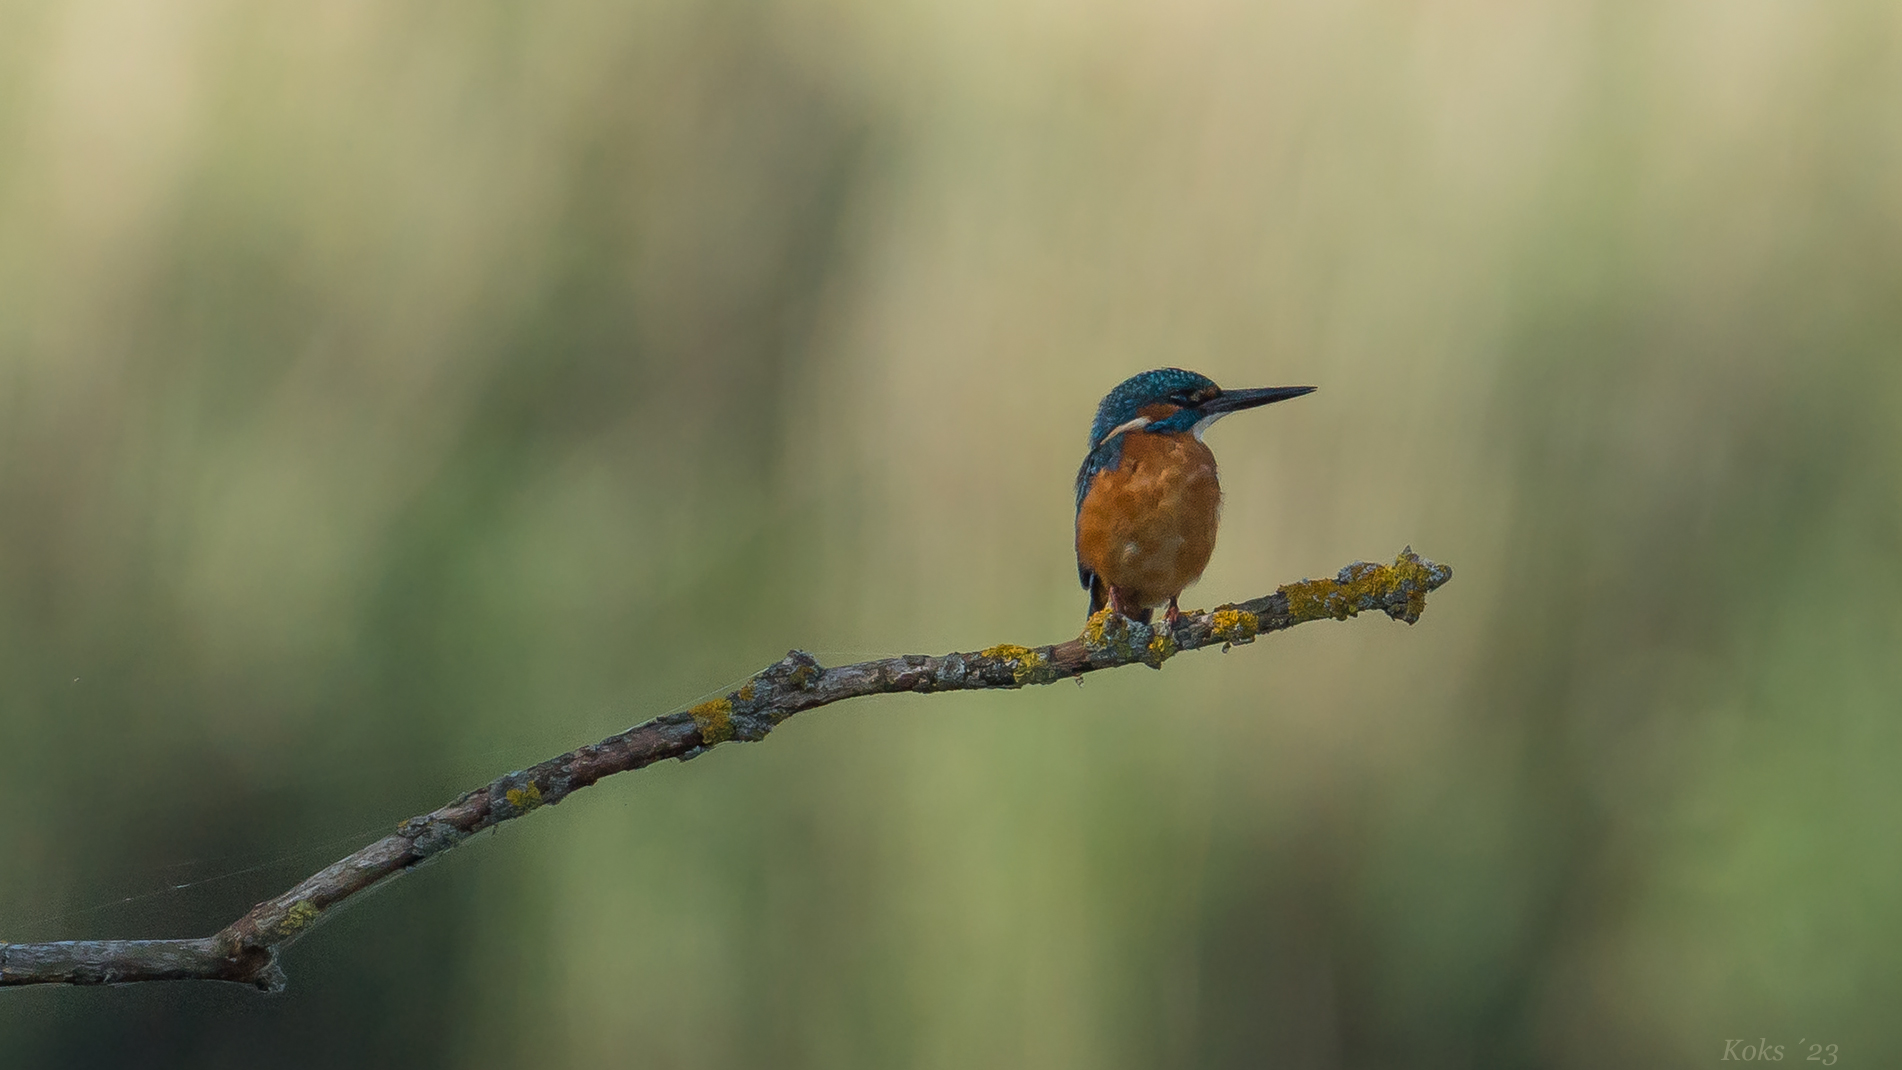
<box><xmin>1164</xmin><ymin>597</ymin><xmax>1182</xmax><ymax>628</ymax></box>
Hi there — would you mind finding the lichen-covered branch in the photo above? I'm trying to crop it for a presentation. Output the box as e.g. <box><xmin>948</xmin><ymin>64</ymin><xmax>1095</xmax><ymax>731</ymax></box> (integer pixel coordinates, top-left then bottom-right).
<box><xmin>1</xmin><ymin>550</ymin><xmax>1450</xmax><ymax>992</ymax></box>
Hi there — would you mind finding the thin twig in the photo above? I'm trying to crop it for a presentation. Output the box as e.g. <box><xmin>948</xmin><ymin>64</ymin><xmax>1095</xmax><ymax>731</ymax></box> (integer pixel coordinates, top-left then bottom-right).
<box><xmin>1</xmin><ymin>550</ymin><xmax>1450</xmax><ymax>991</ymax></box>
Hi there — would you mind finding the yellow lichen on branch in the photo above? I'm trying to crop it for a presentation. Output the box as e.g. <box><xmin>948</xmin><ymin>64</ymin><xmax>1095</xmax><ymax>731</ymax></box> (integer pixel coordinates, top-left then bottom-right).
<box><xmin>1283</xmin><ymin>550</ymin><xmax>1442</xmax><ymax>624</ymax></box>
<box><xmin>979</xmin><ymin>644</ymin><xmax>1059</xmax><ymax>685</ymax></box>
<box><xmin>689</xmin><ymin>698</ymin><xmax>735</xmax><ymax>745</ymax></box>
<box><xmin>1208</xmin><ymin>607</ymin><xmax>1261</xmax><ymax>645</ymax></box>
<box><xmin>274</xmin><ymin>900</ymin><xmax>321</xmax><ymax>937</ymax></box>
<box><xmin>504</xmin><ymin>783</ymin><xmax>543</xmax><ymax>812</ymax></box>
<box><xmin>1144</xmin><ymin>630</ymin><xmax>1177</xmax><ymax>665</ymax></box>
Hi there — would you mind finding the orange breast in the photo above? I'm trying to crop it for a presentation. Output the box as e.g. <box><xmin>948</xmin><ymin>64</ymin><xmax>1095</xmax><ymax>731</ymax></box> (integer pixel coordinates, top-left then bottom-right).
<box><xmin>1075</xmin><ymin>431</ymin><xmax>1222</xmax><ymax>608</ymax></box>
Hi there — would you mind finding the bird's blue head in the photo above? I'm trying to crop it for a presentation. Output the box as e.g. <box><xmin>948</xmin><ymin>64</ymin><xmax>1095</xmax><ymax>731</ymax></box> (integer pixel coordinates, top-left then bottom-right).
<box><xmin>1086</xmin><ymin>367</ymin><xmax>1314</xmax><ymax>449</ymax></box>
<box><xmin>1088</xmin><ymin>368</ymin><xmax>1216</xmax><ymax>446</ymax></box>
<box><xmin>1076</xmin><ymin>367</ymin><xmax>1314</xmax><ymax>513</ymax></box>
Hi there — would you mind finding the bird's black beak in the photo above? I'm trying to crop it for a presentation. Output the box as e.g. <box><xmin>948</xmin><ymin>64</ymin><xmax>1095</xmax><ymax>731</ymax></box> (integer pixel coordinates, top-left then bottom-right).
<box><xmin>1198</xmin><ymin>385</ymin><xmax>1316</xmax><ymax>415</ymax></box>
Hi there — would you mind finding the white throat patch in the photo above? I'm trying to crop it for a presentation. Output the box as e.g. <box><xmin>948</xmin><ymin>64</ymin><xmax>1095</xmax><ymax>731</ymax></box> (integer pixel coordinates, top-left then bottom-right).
<box><xmin>1191</xmin><ymin>411</ymin><xmax>1229</xmax><ymax>441</ymax></box>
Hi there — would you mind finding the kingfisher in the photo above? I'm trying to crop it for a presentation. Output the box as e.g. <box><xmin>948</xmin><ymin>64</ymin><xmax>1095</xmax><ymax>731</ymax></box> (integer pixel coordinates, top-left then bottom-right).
<box><xmin>1075</xmin><ymin>368</ymin><xmax>1314</xmax><ymax>625</ymax></box>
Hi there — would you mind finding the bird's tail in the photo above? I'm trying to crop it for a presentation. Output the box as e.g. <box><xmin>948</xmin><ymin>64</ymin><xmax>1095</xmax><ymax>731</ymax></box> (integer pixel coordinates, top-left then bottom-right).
<box><xmin>1085</xmin><ymin>576</ymin><xmax>1154</xmax><ymax>623</ymax></box>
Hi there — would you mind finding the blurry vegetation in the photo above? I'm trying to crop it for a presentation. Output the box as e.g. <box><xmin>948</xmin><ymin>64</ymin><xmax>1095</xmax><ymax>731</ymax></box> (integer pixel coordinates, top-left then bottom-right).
<box><xmin>2</xmin><ymin>1</ymin><xmax>1900</xmax><ymax>1067</ymax></box>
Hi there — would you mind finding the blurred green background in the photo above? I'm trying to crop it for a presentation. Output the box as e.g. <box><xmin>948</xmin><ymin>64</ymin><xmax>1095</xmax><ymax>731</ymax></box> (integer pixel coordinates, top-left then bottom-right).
<box><xmin>3</xmin><ymin>0</ymin><xmax>1899</xmax><ymax>1066</ymax></box>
